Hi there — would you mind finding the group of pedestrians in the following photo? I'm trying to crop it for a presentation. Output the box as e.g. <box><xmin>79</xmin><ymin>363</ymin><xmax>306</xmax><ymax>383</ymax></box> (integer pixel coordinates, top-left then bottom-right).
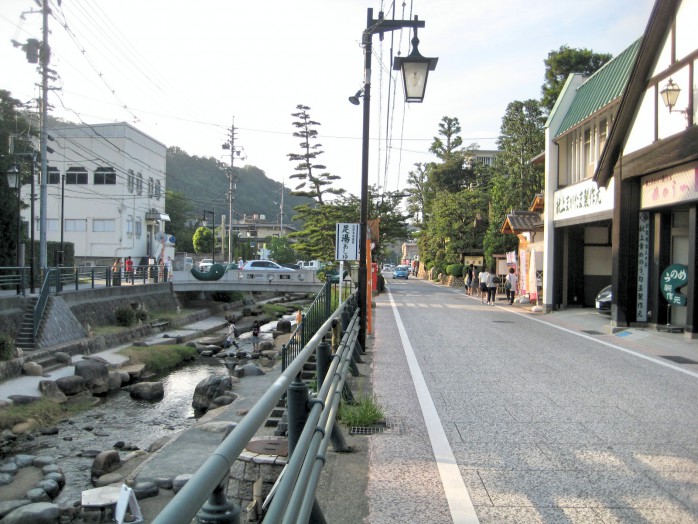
<box><xmin>464</xmin><ymin>263</ymin><xmax>518</xmax><ymax>305</ymax></box>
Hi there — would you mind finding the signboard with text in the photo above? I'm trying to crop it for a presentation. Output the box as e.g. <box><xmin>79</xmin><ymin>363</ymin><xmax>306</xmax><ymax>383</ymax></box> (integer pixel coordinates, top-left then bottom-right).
<box><xmin>335</xmin><ymin>223</ymin><xmax>360</xmax><ymax>261</ymax></box>
<box><xmin>661</xmin><ymin>264</ymin><xmax>688</xmax><ymax>306</ymax></box>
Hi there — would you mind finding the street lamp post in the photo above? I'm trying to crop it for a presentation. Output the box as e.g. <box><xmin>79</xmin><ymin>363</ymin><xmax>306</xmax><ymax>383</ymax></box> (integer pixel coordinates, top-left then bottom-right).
<box><xmin>5</xmin><ymin>164</ymin><xmax>22</xmax><ymax>294</ymax></box>
<box><xmin>353</xmin><ymin>8</ymin><xmax>437</xmax><ymax>349</ymax></box>
<box><xmin>201</xmin><ymin>209</ymin><xmax>215</xmax><ymax>264</ymax></box>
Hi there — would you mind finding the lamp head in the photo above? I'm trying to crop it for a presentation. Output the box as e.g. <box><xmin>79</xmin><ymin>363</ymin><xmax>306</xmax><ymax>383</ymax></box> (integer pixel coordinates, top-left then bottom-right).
<box><xmin>660</xmin><ymin>78</ymin><xmax>681</xmax><ymax>111</ymax></box>
<box><xmin>393</xmin><ymin>25</ymin><xmax>438</xmax><ymax>103</ymax></box>
<box><xmin>5</xmin><ymin>164</ymin><xmax>20</xmax><ymax>190</ymax></box>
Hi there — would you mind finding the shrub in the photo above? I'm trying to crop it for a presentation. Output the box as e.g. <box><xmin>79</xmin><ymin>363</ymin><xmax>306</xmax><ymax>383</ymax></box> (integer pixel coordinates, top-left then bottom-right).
<box><xmin>0</xmin><ymin>334</ymin><xmax>15</xmax><ymax>361</ymax></box>
<box><xmin>114</xmin><ymin>306</ymin><xmax>136</xmax><ymax>327</ymax></box>
<box><xmin>445</xmin><ymin>264</ymin><xmax>463</xmax><ymax>277</ymax></box>
<box><xmin>120</xmin><ymin>344</ymin><xmax>197</xmax><ymax>374</ymax></box>
<box><xmin>135</xmin><ymin>310</ymin><xmax>149</xmax><ymax>322</ymax></box>
<box><xmin>211</xmin><ymin>291</ymin><xmax>244</xmax><ymax>303</ymax></box>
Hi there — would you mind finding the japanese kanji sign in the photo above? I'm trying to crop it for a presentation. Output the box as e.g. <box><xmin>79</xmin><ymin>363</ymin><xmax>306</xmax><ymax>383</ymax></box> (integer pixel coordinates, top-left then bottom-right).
<box><xmin>335</xmin><ymin>223</ymin><xmax>360</xmax><ymax>261</ymax></box>
<box><xmin>660</xmin><ymin>263</ymin><xmax>688</xmax><ymax>306</ymax></box>
<box><xmin>636</xmin><ymin>212</ymin><xmax>650</xmax><ymax>321</ymax></box>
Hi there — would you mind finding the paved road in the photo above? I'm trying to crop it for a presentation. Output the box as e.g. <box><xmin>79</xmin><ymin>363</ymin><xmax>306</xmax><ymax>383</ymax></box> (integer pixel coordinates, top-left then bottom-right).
<box><xmin>364</xmin><ymin>277</ymin><xmax>698</xmax><ymax>523</ymax></box>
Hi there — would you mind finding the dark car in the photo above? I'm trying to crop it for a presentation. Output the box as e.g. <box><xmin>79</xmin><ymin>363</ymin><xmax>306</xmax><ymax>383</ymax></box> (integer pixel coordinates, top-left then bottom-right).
<box><xmin>281</xmin><ymin>263</ymin><xmax>301</xmax><ymax>270</ymax></box>
<box><xmin>595</xmin><ymin>285</ymin><xmax>612</xmax><ymax>314</ymax></box>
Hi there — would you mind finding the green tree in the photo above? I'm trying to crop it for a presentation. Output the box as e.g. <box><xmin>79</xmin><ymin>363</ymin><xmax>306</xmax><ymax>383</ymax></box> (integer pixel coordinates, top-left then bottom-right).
<box><xmin>290</xmin><ymin>200</ymin><xmax>355</xmax><ymax>262</ymax></box>
<box><xmin>541</xmin><ymin>46</ymin><xmax>613</xmax><ymax>113</ymax></box>
<box><xmin>193</xmin><ymin>227</ymin><xmax>213</xmax><ymax>256</ymax></box>
<box><xmin>268</xmin><ymin>236</ymin><xmax>297</xmax><ymax>264</ymax></box>
<box><xmin>287</xmin><ymin>104</ymin><xmax>344</xmax><ymax>204</ymax></box>
<box><xmin>0</xmin><ymin>90</ymin><xmax>34</xmax><ymax>267</ymax></box>
<box><xmin>165</xmin><ymin>190</ymin><xmax>195</xmax><ymax>254</ymax></box>
<box><xmin>405</xmin><ymin>162</ymin><xmax>433</xmax><ymax>228</ymax></box>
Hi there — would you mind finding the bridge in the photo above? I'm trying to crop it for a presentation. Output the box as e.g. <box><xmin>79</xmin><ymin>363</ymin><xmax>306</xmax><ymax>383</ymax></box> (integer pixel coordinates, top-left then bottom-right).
<box><xmin>171</xmin><ymin>268</ymin><xmax>326</xmax><ymax>293</ymax></box>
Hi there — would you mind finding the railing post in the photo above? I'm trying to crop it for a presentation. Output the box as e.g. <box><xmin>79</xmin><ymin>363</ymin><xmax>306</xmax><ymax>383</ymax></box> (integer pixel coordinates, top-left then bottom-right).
<box><xmin>316</xmin><ymin>337</ymin><xmax>350</xmax><ymax>453</ymax></box>
<box><xmin>196</xmin><ymin>476</ymin><xmax>240</xmax><ymax>524</ymax></box>
<box><xmin>286</xmin><ymin>373</ymin><xmax>309</xmax><ymax>456</ymax></box>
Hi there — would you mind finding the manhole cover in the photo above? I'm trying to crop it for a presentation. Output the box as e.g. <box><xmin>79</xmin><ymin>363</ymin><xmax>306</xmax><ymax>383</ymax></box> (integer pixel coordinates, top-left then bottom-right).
<box><xmin>350</xmin><ymin>416</ymin><xmax>404</xmax><ymax>436</ymax></box>
<box><xmin>581</xmin><ymin>330</ymin><xmax>605</xmax><ymax>335</ymax></box>
<box><xmin>245</xmin><ymin>439</ymin><xmax>289</xmax><ymax>457</ymax></box>
<box><xmin>660</xmin><ymin>355</ymin><xmax>698</xmax><ymax>365</ymax></box>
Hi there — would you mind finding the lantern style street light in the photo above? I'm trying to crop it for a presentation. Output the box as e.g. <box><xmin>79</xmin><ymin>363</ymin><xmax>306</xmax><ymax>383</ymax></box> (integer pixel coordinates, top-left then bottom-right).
<box><xmin>5</xmin><ymin>164</ymin><xmax>22</xmax><ymax>293</ymax></box>
<box><xmin>352</xmin><ymin>8</ymin><xmax>437</xmax><ymax>350</ymax></box>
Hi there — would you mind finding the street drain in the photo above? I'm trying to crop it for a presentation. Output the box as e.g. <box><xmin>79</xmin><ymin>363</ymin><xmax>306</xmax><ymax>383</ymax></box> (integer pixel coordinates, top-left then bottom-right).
<box><xmin>581</xmin><ymin>330</ymin><xmax>605</xmax><ymax>335</ymax></box>
<box><xmin>349</xmin><ymin>416</ymin><xmax>404</xmax><ymax>436</ymax></box>
<box><xmin>492</xmin><ymin>320</ymin><xmax>514</xmax><ymax>323</ymax></box>
<box><xmin>660</xmin><ymin>355</ymin><xmax>698</xmax><ymax>365</ymax></box>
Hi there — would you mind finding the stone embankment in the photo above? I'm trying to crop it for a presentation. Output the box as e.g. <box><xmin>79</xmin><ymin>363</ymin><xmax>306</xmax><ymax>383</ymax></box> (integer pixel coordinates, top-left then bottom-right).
<box><xmin>0</xmin><ymin>297</ymin><xmax>300</xmax><ymax>522</ymax></box>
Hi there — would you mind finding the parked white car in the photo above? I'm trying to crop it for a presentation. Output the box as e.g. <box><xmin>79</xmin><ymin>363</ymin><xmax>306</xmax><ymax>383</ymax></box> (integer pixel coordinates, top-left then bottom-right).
<box><xmin>198</xmin><ymin>258</ymin><xmax>213</xmax><ymax>272</ymax></box>
<box><xmin>241</xmin><ymin>260</ymin><xmax>292</xmax><ymax>271</ymax></box>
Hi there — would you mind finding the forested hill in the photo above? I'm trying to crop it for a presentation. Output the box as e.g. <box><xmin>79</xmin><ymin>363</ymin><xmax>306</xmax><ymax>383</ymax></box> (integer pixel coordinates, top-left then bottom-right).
<box><xmin>166</xmin><ymin>146</ymin><xmax>312</xmax><ymax>227</ymax></box>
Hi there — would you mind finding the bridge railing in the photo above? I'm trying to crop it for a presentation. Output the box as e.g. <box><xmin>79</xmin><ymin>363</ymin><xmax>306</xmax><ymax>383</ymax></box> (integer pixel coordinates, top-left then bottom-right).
<box><xmin>282</xmin><ymin>280</ymin><xmax>331</xmax><ymax>370</ymax></box>
<box><xmin>152</xmin><ymin>294</ymin><xmax>361</xmax><ymax>524</ymax></box>
<box><xmin>0</xmin><ymin>266</ymin><xmax>29</xmax><ymax>296</ymax></box>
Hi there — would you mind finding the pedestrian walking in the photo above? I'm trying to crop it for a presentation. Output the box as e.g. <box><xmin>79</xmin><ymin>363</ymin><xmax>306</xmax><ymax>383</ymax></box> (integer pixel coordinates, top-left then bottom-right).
<box><xmin>465</xmin><ymin>264</ymin><xmax>475</xmax><ymax>295</ymax></box>
<box><xmin>165</xmin><ymin>256</ymin><xmax>173</xmax><ymax>281</ymax></box>
<box><xmin>505</xmin><ymin>266</ymin><xmax>517</xmax><ymax>305</ymax></box>
<box><xmin>251</xmin><ymin>321</ymin><xmax>260</xmax><ymax>352</ymax></box>
<box><xmin>486</xmin><ymin>268</ymin><xmax>497</xmax><ymax>305</ymax></box>
<box><xmin>225</xmin><ymin>321</ymin><xmax>240</xmax><ymax>350</ymax></box>
<box><xmin>111</xmin><ymin>258</ymin><xmax>122</xmax><ymax>286</ymax></box>
<box><xmin>478</xmin><ymin>267</ymin><xmax>489</xmax><ymax>303</ymax></box>
<box><xmin>124</xmin><ymin>256</ymin><xmax>134</xmax><ymax>283</ymax></box>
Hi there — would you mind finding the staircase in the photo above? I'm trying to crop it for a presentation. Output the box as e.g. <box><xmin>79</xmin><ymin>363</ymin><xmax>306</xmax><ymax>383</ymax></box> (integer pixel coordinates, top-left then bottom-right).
<box><xmin>15</xmin><ymin>297</ymin><xmax>38</xmax><ymax>352</ymax></box>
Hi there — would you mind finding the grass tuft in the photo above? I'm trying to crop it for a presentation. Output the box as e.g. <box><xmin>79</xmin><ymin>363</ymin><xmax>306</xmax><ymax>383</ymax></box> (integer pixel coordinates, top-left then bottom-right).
<box><xmin>338</xmin><ymin>392</ymin><xmax>384</xmax><ymax>427</ymax></box>
<box><xmin>119</xmin><ymin>344</ymin><xmax>197</xmax><ymax>374</ymax></box>
<box><xmin>0</xmin><ymin>398</ymin><xmax>94</xmax><ymax>431</ymax></box>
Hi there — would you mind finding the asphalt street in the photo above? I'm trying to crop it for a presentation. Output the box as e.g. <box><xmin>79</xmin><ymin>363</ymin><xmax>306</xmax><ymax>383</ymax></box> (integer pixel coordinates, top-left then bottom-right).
<box><xmin>364</xmin><ymin>276</ymin><xmax>698</xmax><ymax>523</ymax></box>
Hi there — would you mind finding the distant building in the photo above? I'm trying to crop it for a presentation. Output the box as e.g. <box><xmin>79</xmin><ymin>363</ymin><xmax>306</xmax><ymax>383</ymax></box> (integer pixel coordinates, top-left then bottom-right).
<box><xmin>22</xmin><ymin>122</ymin><xmax>170</xmax><ymax>266</ymax></box>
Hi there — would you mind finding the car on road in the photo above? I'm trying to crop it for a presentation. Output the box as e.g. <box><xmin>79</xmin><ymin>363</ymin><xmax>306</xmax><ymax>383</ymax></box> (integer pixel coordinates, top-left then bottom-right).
<box><xmin>184</xmin><ymin>257</ymin><xmax>194</xmax><ymax>270</ymax></box>
<box><xmin>240</xmin><ymin>260</ymin><xmax>292</xmax><ymax>271</ymax></box>
<box><xmin>198</xmin><ymin>258</ymin><xmax>213</xmax><ymax>272</ymax></box>
<box><xmin>281</xmin><ymin>263</ymin><xmax>301</xmax><ymax>270</ymax></box>
<box><xmin>595</xmin><ymin>285</ymin><xmax>612</xmax><ymax>314</ymax></box>
<box><xmin>393</xmin><ymin>265</ymin><xmax>409</xmax><ymax>279</ymax></box>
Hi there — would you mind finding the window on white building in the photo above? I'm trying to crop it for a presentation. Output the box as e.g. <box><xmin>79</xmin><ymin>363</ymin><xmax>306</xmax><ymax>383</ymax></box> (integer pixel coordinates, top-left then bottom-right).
<box><xmin>126</xmin><ymin>216</ymin><xmax>133</xmax><ymax>235</ymax></box>
<box><xmin>148</xmin><ymin>177</ymin><xmax>154</xmax><ymax>198</ymax></box>
<box><xmin>66</xmin><ymin>167</ymin><xmax>88</xmax><ymax>184</ymax></box>
<box><xmin>155</xmin><ymin>180</ymin><xmax>161</xmax><ymax>200</ymax></box>
<box><xmin>127</xmin><ymin>170</ymin><xmax>135</xmax><ymax>193</ymax></box>
<box><xmin>65</xmin><ymin>219</ymin><xmax>87</xmax><ymax>232</ymax></box>
<box><xmin>47</xmin><ymin>167</ymin><xmax>60</xmax><ymax>184</ymax></box>
<box><xmin>93</xmin><ymin>219</ymin><xmax>116</xmax><ymax>232</ymax></box>
<box><xmin>47</xmin><ymin>218</ymin><xmax>59</xmax><ymax>231</ymax></box>
<box><xmin>135</xmin><ymin>219</ymin><xmax>142</xmax><ymax>237</ymax></box>
<box><xmin>137</xmin><ymin>173</ymin><xmax>143</xmax><ymax>195</ymax></box>
<box><xmin>94</xmin><ymin>167</ymin><xmax>116</xmax><ymax>185</ymax></box>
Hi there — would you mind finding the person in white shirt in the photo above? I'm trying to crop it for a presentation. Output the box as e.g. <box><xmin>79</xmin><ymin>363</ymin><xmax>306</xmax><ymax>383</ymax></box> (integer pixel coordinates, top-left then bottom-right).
<box><xmin>478</xmin><ymin>268</ymin><xmax>489</xmax><ymax>303</ymax></box>
<box><xmin>505</xmin><ymin>266</ymin><xmax>517</xmax><ymax>304</ymax></box>
<box><xmin>486</xmin><ymin>268</ymin><xmax>497</xmax><ymax>305</ymax></box>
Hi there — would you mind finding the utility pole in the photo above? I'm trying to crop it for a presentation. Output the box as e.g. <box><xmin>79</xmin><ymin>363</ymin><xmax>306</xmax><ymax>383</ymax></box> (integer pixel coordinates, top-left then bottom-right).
<box><xmin>39</xmin><ymin>0</ymin><xmax>50</xmax><ymax>269</ymax></box>
<box><xmin>222</xmin><ymin>119</ymin><xmax>244</xmax><ymax>263</ymax></box>
<box><xmin>279</xmin><ymin>179</ymin><xmax>284</xmax><ymax>237</ymax></box>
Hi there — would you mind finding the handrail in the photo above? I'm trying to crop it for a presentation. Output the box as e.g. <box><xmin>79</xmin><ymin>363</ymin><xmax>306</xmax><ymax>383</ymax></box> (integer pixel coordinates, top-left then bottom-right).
<box><xmin>264</xmin><ymin>311</ymin><xmax>359</xmax><ymax>522</ymax></box>
<box><xmin>33</xmin><ymin>268</ymin><xmax>56</xmax><ymax>339</ymax></box>
<box><xmin>282</xmin><ymin>281</ymin><xmax>332</xmax><ymax>370</ymax></box>
<box><xmin>152</xmin><ymin>295</ymin><xmax>356</xmax><ymax>524</ymax></box>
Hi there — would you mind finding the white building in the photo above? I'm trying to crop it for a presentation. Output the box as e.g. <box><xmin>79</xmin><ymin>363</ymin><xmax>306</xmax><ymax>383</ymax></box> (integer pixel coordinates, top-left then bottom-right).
<box><xmin>21</xmin><ymin>122</ymin><xmax>170</xmax><ymax>266</ymax></box>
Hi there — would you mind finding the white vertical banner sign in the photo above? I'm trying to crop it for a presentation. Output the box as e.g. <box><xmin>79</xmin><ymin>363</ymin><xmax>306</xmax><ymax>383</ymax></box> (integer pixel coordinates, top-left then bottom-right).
<box><xmin>335</xmin><ymin>223</ymin><xmax>360</xmax><ymax>261</ymax></box>
<box><xmin>636</xmin><ymin>212</ymin><xmax>650</xmax><ymax>321</ymax></box>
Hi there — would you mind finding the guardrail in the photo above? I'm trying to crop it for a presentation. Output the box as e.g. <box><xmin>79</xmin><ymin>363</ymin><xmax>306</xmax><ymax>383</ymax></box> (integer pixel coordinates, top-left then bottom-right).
<box><xmin>152</xmin><ymin>295</ymin><xmax>362</xmax><ymax>524</ymax></box>
<box><xmin>0</xmin><ymin>266</ymin><xmax>29</xmax><ymax>296</ymax></box>
<box><xmin>33</xmin><ymin>268</ymin><xmax>58</xmax><ymax>339</ymax></box>
<box><xmin>282</xmin><ymin>281</ymin><xmax>332</xmax><ymax>370</ymax></box>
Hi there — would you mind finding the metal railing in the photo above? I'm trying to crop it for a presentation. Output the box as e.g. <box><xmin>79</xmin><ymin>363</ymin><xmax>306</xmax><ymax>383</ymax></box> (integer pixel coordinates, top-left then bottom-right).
<box><xmin>0</xmin><ymin>266</ymin><xmax>29</xmax><ymax>296</ymax></box>
<box><xmin>282</xmin><ymin>281</ymin><xmax>332</xmax><ymax>370</ymax></box>
<box><xmin>33</xmin><ymin>268</ymin><xmax>57</xmax><ymax>339</ymax></box>
<box><xmin>153</xmin><ymin>295</ymin><xmax>361</xmax><ymax>524</ymax></box>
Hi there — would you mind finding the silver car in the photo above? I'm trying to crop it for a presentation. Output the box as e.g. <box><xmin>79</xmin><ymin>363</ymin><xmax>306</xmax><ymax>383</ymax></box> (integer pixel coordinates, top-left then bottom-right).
<box><xmin>240</xmin><ymin>260</ymin><xmax>292</xmax><ymax>271</ymax></box>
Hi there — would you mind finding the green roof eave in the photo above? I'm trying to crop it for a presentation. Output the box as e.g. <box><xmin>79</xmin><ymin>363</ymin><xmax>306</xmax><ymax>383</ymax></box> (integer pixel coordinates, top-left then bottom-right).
<box><xmin>555</xmin><ymin>38</ymin><xmax>642</xmax><ymax>138</ymax></box>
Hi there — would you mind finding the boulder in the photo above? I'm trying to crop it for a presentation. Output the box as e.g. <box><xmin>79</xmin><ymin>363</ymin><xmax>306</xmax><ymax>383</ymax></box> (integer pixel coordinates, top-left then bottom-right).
<box><xmin>25</xmin><ymin>488</ymin><xmax>51</xmax><ymax>502</ymax></box>
<box><xmin>0</xmin><ymin>500</ymin><xmax>30</xmax><ymax>520</ymax></box>
<box><xmin>12</xmin><ymin>419</ymin><xmax>40</xmax><ymax>435</ymax></box>
<box><xmin>35</xmin><ymin>479</ymin><xmax>60</xmax><ymax>499</ymax></box>
<box><xmin>7</xmin><ymin>395</ymin><xmax>41</xmax><ymax>406</ymax></box>
<box><xmin>133</xmin><ymin>479</ymin><xmax>159</xmax><ymax>500</ymax></box>
<box><xmin>74</xmin><ymin>360</ymin><xmax>110</xmax><ymax>395</ymax></box>
<box><xmin>259</xmin><ymin>340</ymin><xmax>275</xmax><ymax>352</ymax></box>
<box><xmin>53</xmin><ymin>352</ymin><xmax>72</xmax><ymax>365</ymax></box>
<box><xmin>240</xmin><ymin>364</ymin><xmax>265</xmax><ymax>377</ymax></box>
<box><xmin>107</xmin><ymin>371</ymin><xmax>122</xmax><ymax>391</ymax></box>
<box><xmin>1</xmin><ymin>502</ymin><xmax>60</xmax><ymax>524</ymax></box>
<box><xmin>192</xmin><ymin>374</ymin><xmax>233</xmax><ymax>412</ymax></box>
<box><xmin>38</xmin><ymin>381</ymin><xmax>67</xmax><ymax>404</ymax></box>
<box><xmin>277</xmin><ymin>319</ymin><xmax>292</xmax><ymax>333</ymax></box>
<box><xmin>210</xmin><ymin>395</ymin><xmax>235</xmax><ymax>408</ymax></box>
<box><xmin>22</xmin><ymin>362</ymin><xmax>43</xmax><ymax>376</ymax></box>
<box><xmin>129</xmin><ymin>382</ymin><xmax>164</xmax><ymax>401</ymax></box>
<box><xmin>94</xmin><ymin>472</ymin><xmax>124</xmax><ymax>487</ymax></box>
<box><xmin>55</xmin><ymin>375</ymin><xmax>86</xmax><ymax>396</ymax></box>
<box><xmin>90</xmin><ymin>450</ymin><xmax>121</xmax><ymax>481</ymax></box>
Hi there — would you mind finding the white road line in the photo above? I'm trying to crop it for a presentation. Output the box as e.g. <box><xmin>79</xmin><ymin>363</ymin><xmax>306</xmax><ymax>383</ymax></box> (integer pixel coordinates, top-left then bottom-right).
<box><xmin>387</xmin><ymin>288</ymin><xmax>480</xmax><ymax>524</ymax></box>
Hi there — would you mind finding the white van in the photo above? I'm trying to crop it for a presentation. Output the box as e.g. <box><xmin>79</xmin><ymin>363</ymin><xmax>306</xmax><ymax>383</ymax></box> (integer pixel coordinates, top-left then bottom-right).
<box><xmin>297</xmin><ymin>260</ymin><xmax>325</xmax><ymax>271</ymax></box>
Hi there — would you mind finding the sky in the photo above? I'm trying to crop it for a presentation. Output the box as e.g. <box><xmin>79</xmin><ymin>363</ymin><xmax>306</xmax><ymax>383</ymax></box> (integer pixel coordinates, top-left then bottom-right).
<box><xmin>1</xmin><ymin>0</ymin><xmax>655</xmax><ymax>202</ymax></box>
